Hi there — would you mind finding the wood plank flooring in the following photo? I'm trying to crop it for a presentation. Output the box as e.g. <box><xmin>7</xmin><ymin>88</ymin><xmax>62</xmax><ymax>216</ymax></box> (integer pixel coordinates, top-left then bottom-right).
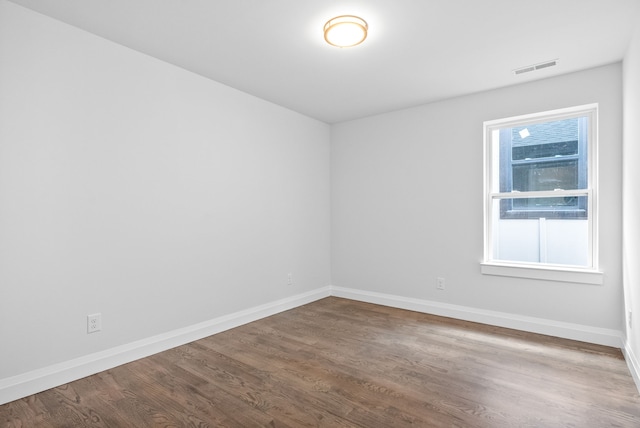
<box><xmin>2</xmin><ymin>297</ymin><xmax>639</xmax><ymax>427</ymax></box>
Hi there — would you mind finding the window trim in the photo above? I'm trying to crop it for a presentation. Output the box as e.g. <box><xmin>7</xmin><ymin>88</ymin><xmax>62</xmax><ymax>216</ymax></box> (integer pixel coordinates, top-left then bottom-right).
<box><xmin>480</xmin><ymin>262</ymin><xmax>604</xmax><ymax>285</ymax></box>
<box><xmin>482</xmin><ymin>104</ymin><xmax>601</xmax><ymax>282</ymax></box>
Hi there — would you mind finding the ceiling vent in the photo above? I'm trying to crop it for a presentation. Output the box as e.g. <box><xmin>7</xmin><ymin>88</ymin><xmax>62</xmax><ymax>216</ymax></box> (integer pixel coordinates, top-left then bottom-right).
<box><xmin>514</xmin><ymin>59</ymin><xmax>559</xmax><ymax>75</ymax></box>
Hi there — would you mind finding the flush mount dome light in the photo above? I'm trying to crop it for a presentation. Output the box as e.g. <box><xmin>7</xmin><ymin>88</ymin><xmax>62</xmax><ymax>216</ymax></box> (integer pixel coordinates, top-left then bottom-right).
<box><xmin>324</xmin><ymin>15</ymin><xmax>368</xmax><ymax>48</ymax></box>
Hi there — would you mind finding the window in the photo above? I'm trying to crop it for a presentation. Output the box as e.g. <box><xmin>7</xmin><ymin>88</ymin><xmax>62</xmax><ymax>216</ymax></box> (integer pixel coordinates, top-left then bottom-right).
<box><xmin>482</xmin><ymin>104</ymin><xmax>601</xmax><ymax>284</ymax></box>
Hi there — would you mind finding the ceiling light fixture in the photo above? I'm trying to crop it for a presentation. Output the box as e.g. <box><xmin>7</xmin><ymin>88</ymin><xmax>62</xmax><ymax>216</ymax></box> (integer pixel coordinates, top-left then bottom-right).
<box><xmin>324</xmin><ymin>15</ymin><xmax>368</xmax><ymax>48</ymax></box>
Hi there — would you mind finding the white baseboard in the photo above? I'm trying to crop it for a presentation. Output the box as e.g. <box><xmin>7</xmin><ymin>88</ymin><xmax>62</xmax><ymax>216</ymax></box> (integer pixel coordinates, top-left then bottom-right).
<box><xmin>0</xmin><ymin>285</ymin><xmax>627</xmax><ymax>405</ymax></box>
<box><xmin>623</xmin><ymin>340</ymin><xmax>640</xmax><ymax>393</ymax></box>
<box><xmin>330</xmin><ymin>286</ymin><xmax>624</xmax><ymax>348</ymax></box>
<box><xmin>0</xmin><ymin>287</ymin><xmax>331</xmax><ymax>406</ymax></box>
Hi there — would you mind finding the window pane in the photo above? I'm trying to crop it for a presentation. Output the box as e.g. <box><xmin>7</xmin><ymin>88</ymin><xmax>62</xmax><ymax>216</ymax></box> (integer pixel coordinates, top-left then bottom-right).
<box><xmin>497</xmin><ymin>115</ymin><xmax>588</xmax><ymax>219</ymax></box>
<box><xmin>492</xmin><ymin>197</ymin><xmax>589</xmax><ymax>267</ymax></box>
<box><xmin>512</xmin><ymin>159</ymin><xmax>579</xmax><ymax>192</ymax></box>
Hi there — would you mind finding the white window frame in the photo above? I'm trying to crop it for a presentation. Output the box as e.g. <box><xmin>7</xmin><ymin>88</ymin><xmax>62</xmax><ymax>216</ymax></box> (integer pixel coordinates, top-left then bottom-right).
<box><xmin>481</xmin><ymin>104</ymin><xmax>603</xmax><ymax>284</ymax></box>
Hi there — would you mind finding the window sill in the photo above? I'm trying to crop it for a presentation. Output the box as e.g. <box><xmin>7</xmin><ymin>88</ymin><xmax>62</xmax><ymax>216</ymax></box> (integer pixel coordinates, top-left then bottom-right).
<box><xmin>480</xmin><ymin>262</ymin><xmax>603</xmax><ymax>285</ymax></box>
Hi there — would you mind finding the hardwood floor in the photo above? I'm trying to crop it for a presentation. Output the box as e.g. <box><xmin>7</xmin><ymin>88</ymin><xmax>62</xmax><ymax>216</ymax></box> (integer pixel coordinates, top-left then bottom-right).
<box><xmin>2</xmin><ymin>297</ymin><xmax>639</xmax><ymax>427</ymax></box>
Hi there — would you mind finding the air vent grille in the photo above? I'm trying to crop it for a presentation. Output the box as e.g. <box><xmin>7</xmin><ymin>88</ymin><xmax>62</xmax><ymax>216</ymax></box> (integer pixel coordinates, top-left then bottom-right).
<box><xmin>514</xmin><ymin>59</ymin><xmax>559</xmax><ymax>75</ymax></box>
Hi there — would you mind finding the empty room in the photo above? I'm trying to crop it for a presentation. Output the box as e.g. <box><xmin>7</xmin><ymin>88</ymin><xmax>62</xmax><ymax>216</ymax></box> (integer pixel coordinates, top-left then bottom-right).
<box><xmin>2</xmin><ymin>0</ymin><xmax>640</xmax><ymax>426</ymax></box>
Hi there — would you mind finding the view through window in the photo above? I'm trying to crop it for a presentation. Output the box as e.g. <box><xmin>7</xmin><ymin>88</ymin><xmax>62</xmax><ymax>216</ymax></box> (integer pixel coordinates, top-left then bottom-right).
<box><xmin>484</xmin><ymin>105</ymin><xmax>597</xmax><ymax>269</ymax></box>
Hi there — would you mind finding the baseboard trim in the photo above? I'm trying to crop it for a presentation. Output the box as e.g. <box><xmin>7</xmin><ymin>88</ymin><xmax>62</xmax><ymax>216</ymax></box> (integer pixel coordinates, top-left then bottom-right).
<box><xmin>330</xmin><ymin>286</ymin><xmax>623</xmax><ymax>348</ymax></box>
<box><xmin>1</xmin><ymin>285</ymin><xmax>626</xmax><ymax>405</ymax></box>
<box><xmin>623</xmin><ymin>340</ymin><xmax>640</xmax><ymax>394</ymax></box>
<box><xmin>0</xmin><ymin>287</ymin><xmax>331</xmax><ymax>405</ymax></box>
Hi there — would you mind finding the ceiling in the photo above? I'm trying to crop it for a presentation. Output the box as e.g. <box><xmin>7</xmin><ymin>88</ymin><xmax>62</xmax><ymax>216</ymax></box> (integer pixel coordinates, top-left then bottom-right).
<box><xmin>8</xmin><ymin>0</ymin><xmax>640</xmax><ymax>123</ymax></box>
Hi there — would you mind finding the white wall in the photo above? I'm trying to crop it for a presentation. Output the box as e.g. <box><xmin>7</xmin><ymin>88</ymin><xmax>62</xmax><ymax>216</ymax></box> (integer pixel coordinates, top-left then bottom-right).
<box><xmin>622</xmin><ymin>7</ymin><xmax>640</xmax><ymax>386</ymax></box>
<box><xmin>0</xmin><ymin>0</ymin><xmax>331</xmax><ymax>381</ymax></box>
<box><xmin>332</xmin><ymin>64</ymin><xmax>623</xmax><ymax>333</ymax></box>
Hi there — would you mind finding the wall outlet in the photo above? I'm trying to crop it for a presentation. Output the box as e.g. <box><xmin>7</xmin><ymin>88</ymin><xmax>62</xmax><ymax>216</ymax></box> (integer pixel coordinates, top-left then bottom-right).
<box><xmin>629</xmin><ymin>311</ymin><xmax>633</xmax><ymax>329</ymax></box>
<box><xmin>87</xmin><ymin>313</ymin><xmax>102</xmax><ymax>334</ymax></box>
<box><xmin>287</xmin><ymin>273</ymin><xmax>293</xmax><ymax>286</ymax></box>
<box><xmin>436</xmin><ymin>277</ymin><xmax>445</xmax><ymax>290</ymax></box>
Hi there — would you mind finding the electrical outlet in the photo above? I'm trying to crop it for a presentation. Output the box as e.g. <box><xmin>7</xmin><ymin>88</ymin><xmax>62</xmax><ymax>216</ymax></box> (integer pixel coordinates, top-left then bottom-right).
<box><xmin>87</xmin><ymin>313</ymin><xmax>102</xmax><ymax>334</ymax></box>
<box><xmin>287</xmin><ymin>273</ymin><xmax>293</xmax><ymax>286</ymax></box>
<box><xmin>436</xmin><ymin>277</ymin><xmax>445</xmax><ymax>290</ymax></box>
<box><xmin>629</xmin><ymin>311</ymin><xmax>633</xmax><ymax>329</ymax></box>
